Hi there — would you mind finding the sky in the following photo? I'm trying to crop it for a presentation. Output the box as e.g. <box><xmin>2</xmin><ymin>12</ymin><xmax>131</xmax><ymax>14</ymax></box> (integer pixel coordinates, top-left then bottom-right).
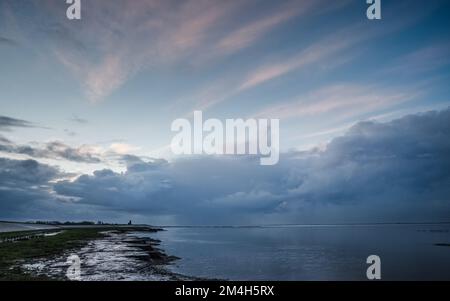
<box><xmin>1</xmin><ymin>0</ymin><xmax>450</xmax><ymax>225</ymax></box>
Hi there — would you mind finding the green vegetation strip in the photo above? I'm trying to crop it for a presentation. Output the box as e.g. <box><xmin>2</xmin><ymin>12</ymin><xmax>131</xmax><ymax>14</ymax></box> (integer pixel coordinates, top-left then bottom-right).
<box><xmin>0</xmin><ymin>228</ymin><xmax>106</xmax><ymax>280</ymax></box>
<box><xmin>0</xmin><ymin>230</ymin><xmax>60</xmax><ymax>242</ymax></box>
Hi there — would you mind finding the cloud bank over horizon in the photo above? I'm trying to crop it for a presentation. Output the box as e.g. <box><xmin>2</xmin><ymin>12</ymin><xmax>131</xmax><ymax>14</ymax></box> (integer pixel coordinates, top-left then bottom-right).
<box><xmin>1</xmin><ymin>0</ymin><xmax>450</xmax><ymax>225</ymax></box>
<box><xmin>1</xmin><ymin>108</ymin><xmax>449</xmax><ymax>225</ymax></box>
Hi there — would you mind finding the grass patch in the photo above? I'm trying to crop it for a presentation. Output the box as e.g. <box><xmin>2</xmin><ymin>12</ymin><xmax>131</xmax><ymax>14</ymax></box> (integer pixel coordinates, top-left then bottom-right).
<box><xmin>0</xmin><ymin>229</ymin><xmax>106</xmax><ymax>281</ymax></box>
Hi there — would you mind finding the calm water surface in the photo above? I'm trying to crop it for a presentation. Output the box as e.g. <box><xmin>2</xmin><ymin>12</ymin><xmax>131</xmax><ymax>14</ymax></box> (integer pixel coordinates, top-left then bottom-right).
<box><xmin>139</xmin><ymin>224</ymin><xmax>450</xmax><ymax>280</ymax></box>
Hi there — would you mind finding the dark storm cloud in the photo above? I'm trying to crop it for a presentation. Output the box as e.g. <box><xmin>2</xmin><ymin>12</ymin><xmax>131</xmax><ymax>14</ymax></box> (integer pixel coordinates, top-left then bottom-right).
<box><xmin>295</xmin><ymin>108</ymin><xmax>450</xmax><ymax>206</ymax></box>
<box><xmin>2</xmin><ymin>108</ymin><xmax>450</xmax><ymax>224</ymax></box>
<box><xmin>0</xmin><ymin>158</ymin><xmax>59</xmax><ymax>218</ymax></box>
<box><xmin>53</xmin><ymin>108</ymin><xmax>450</xmax><ymax>224</ymax></box>
<box><xmin>0</xmin><ymin>157</ymin><xmax>111</xmax><ymax>221</ymax></box>
<box><xmin>0</xmin><ymin>157</ymin><xmax>59</xmax><ymax>186</ymax></box>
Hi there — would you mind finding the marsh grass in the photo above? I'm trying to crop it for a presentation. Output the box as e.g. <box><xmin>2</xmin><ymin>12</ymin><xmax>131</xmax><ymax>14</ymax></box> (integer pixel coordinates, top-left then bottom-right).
<box><xmin>0</xmin><ymin>229</ymin><xmax>106</xmax><ymax>280</ymax></box>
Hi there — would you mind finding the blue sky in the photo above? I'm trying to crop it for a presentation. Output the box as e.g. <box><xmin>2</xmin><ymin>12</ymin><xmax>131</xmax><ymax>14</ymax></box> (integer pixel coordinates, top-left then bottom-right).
<box><xmin>1</xmin><ymin>0</ymin><xmax>450</xmax><ymax>225</ymax></box>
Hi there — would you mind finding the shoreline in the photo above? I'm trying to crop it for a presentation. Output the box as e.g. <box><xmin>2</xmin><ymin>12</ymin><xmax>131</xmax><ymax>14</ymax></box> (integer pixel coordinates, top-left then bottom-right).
<box><xmin>0</xmin><ymin>226</ymin><xmax>194</xmax><ymax>281</ymax></box>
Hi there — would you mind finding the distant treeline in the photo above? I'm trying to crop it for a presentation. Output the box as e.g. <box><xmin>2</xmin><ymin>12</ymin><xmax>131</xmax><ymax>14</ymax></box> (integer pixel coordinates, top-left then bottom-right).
<box><xmin>33</xmin><ymin>221</ymin><xmax>120</xmax><ymax>225</ymax></box>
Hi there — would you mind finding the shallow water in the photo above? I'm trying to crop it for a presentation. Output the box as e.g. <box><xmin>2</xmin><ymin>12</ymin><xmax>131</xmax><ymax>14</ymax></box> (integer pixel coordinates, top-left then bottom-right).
<box><xmin>141</xmin><ymin>224</ymin><xmax>450</xmax><ymax>280</ymax></box>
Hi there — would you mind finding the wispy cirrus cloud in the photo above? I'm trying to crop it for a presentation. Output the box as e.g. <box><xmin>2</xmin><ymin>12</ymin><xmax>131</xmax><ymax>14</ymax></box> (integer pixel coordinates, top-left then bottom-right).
<box><xmin>213</xmin><ymin>1</ymin><xmax>318</xmax><ymax>56</ymax></box>
<box><xmin>31</xmin><ymin>0</ymin><xmax>248</xmax><ymax>102</ymax></box>
<box><xmin>0</xmin><ymin>0</ymin><xmax>237</xmax><ymax>102</ymax></box>
<box><xmin>235</xmin><ymin>18</ymin><xmax>383</xmax><ymax>93</ymax></box>
<box><xmin>254</xmin><ymin>84</ymin><xmax>420</xmax><ymax>121</ymax></box>
<box><xmin>185</xmin><ymin>1</ymin><xmax>438</xmax><ymax>113</ymax></box>
<box><xmin>385</xmin><ymin>42</ymin><xmax>450</xmax><ymax>75</ymax></box>
<box><xmin>189</xmin><ymin>20</ymin><xmax>383</xmax><ymax>112</ymax></box>
<box><xmin>3</xmin><ymin>0</ymin><xmax>347</xmax><ymax>103</ymax></box>
<box><xmin>188</xmin><ymin>31</ymin><xmax>356</xmax><ymax>112</ymax></box>
<box><xmin>0</xmin><ymin>115</ymin><xmax>36</xmax><ymax>131</ymax></box>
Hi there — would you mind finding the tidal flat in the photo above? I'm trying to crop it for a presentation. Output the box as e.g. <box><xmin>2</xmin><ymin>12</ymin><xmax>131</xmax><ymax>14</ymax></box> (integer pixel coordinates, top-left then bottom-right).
<box><xmin>0</xmin><ymin>226</ymin><xmax>188</xmax><ymax>281</ymax></box>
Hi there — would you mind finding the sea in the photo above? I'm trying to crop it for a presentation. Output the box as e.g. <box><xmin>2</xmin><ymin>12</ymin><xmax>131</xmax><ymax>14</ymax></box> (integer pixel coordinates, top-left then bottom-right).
<box><xmin>138</xmin><ymin>223</ymin><xmax>450</xmax><ymax>280</ymax></box>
